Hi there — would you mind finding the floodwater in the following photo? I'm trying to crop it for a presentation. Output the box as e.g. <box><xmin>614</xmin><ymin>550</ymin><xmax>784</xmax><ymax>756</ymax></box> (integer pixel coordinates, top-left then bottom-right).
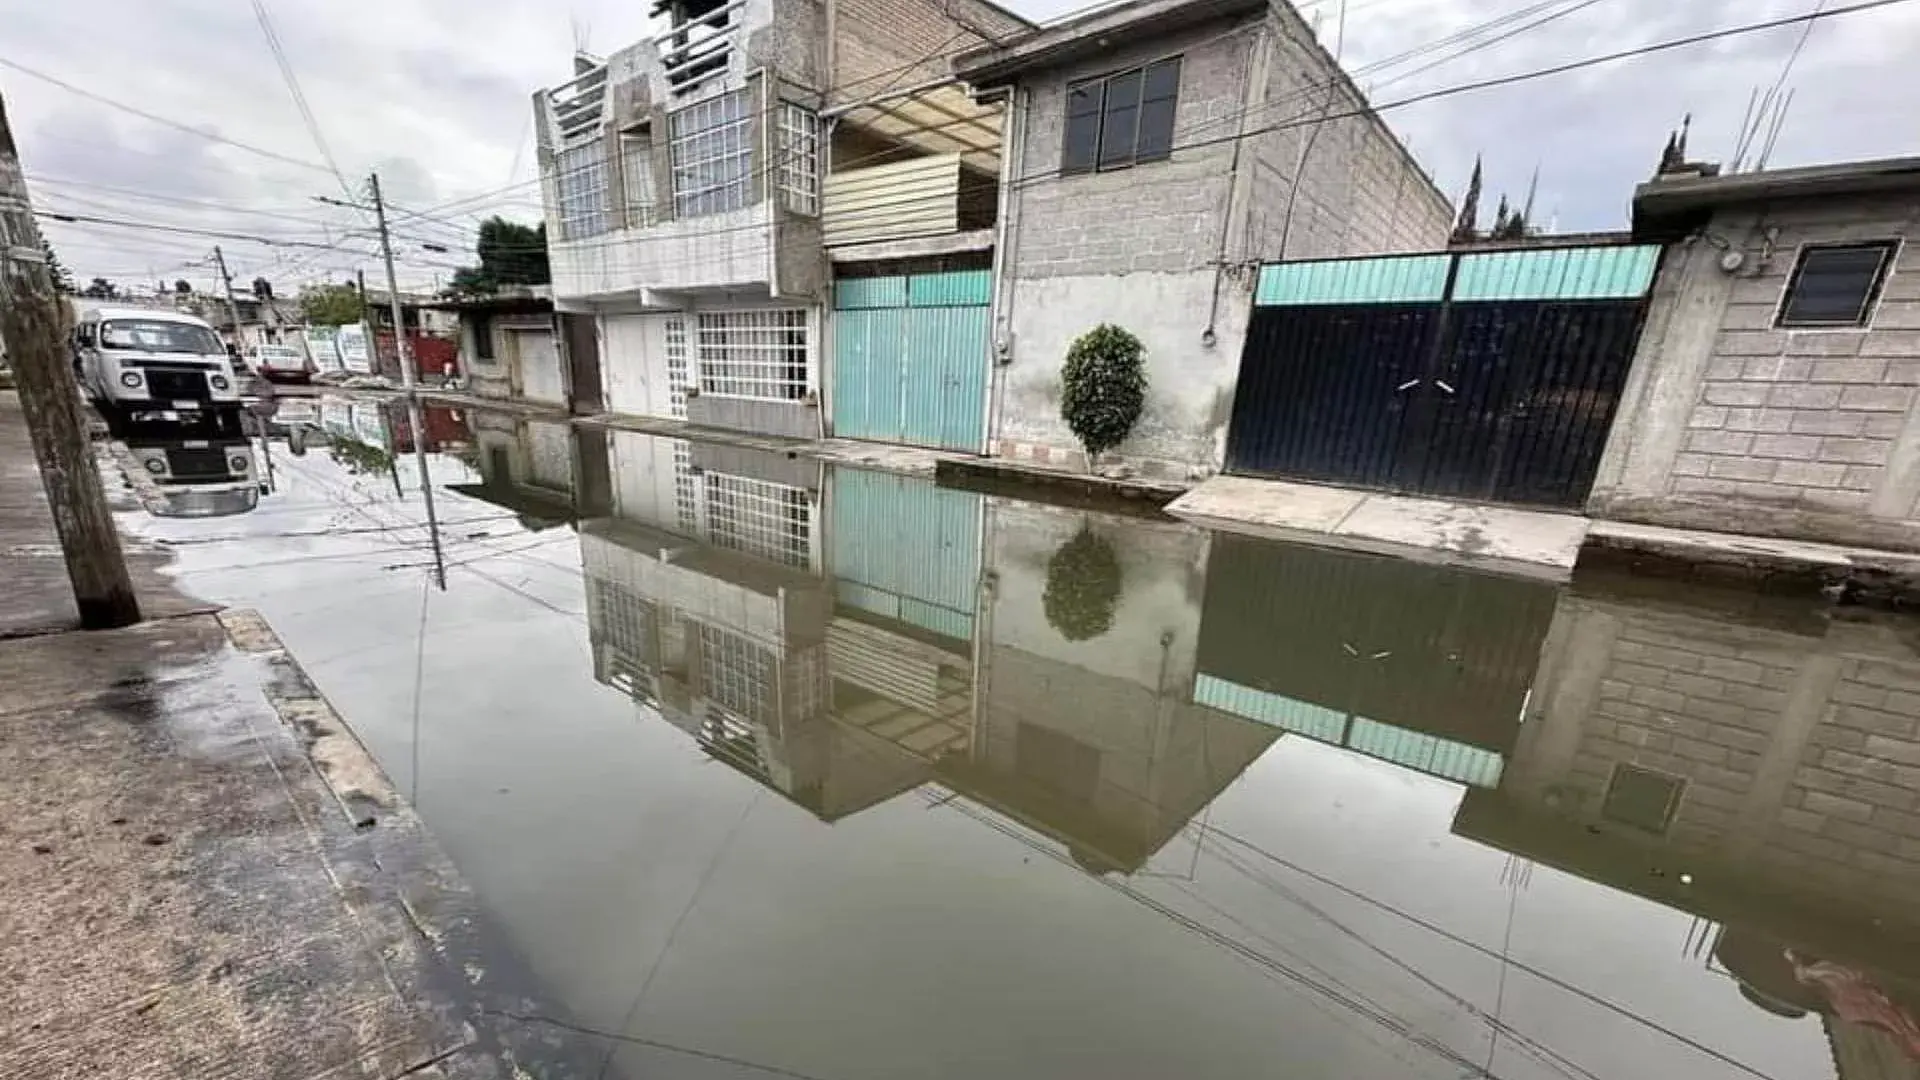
<box><xmin>121</xmin><ymin>400</ymin><xmax>1920</xmax><ymax>1080</ymax></box>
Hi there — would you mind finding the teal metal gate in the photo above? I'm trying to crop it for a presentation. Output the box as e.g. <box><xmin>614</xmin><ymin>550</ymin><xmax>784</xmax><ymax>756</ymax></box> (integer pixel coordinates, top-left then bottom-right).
<box><xmin>832</xmin><ymin>270</ymin><xmax>990</xmax><ymax>453</ymax></box>
<box><xmin>830</xmin><ymin>468</ymin><xmax>981</xmax><ymax>642</ymax></box>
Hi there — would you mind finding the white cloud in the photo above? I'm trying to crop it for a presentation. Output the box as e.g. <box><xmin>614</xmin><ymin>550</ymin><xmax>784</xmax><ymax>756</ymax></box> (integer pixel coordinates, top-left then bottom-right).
<box><xmin>5</xmin><ymin>0</ymin><xmax>1916</xmax><ymax>289</ymax></box>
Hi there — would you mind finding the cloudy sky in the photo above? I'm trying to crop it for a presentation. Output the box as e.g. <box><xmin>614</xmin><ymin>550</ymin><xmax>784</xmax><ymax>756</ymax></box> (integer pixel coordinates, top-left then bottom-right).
<box><xmin>4</xmin><ymin>0</ymin><xmax>1916</xmax><ymax>293</ymax></box>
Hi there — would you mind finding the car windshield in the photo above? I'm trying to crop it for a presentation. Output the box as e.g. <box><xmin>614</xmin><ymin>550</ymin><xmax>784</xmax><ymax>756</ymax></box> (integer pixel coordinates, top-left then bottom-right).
<box><xmin>100</xmin><ymin>319</ymin><xmax>223</xmax><ymax>355</ymax></box>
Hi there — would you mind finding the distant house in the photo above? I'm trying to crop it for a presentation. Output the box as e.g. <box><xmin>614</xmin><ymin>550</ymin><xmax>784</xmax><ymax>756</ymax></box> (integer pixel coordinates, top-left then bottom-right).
<box><xmin>1590</xmin><ymin>155</ymin><xmax>1920</xmax><ymax>550</ymax></box>
<box><xmin>425</xmin><ymin>286</ymin><xmax>562</xmax><ymax>407</ymax></box>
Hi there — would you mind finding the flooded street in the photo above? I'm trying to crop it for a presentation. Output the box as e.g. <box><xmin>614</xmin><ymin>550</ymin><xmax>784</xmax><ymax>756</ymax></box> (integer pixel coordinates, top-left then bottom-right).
<box><xmin>118</xmin><ymin>402</ymin><xmax>1920</xmax><ymax>1080</ymax></box>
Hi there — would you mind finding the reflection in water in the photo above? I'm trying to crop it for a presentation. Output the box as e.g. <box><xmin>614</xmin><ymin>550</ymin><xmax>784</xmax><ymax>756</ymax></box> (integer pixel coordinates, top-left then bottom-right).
<box><xmin>546</xmin><ymin>422</ymin><xmax>1920</xmax><ymax>1078</ymax></box>
<box><xmin>180</xmin><ymin>406</ymin><xmax>1920</xmax><ymax>1080</ymax></box>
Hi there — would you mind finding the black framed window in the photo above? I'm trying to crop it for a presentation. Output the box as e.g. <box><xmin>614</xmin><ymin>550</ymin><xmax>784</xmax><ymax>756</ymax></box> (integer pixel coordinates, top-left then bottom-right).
<box><xmin>1777</xmin><ymin>241</ymin><xmax>1897</xmax><ymax>327</ymax></box>
<box><xmin>1061</xmin><ymin>57</ymin><xmax>1181</xmax><ymax>176</ymax></box>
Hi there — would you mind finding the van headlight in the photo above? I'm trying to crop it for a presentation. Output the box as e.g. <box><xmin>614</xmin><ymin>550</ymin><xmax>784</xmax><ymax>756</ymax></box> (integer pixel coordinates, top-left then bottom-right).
<box><xmin>144</xmin><ymin>458</ymin><xmax>166</xmax><ymax>474</ymax></box>
<box><xmin>119</xmin><ymin>371</ymin><xmax>144</xmax><ymax>388</ymax></box>
<box><xmin>229</xmin><ymin>455</ymin><xmax>250</xmax><ymax>473</ymax></box>
<box><xmin>210</xmin><ymin>375</ymin><xmax>231</xmax><ymax>391</ymax></box>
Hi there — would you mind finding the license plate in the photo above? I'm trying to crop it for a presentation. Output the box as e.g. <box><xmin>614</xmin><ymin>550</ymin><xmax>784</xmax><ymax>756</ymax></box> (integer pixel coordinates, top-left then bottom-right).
<box><xmin>172</xmin><ymin>400</ymin><xmax>200</xmax><ymax>410</ymax></box>
<box><xmin>183</xmin><ymin>440</ymin><xmax>209</xmax><ymax>449</ymax></box>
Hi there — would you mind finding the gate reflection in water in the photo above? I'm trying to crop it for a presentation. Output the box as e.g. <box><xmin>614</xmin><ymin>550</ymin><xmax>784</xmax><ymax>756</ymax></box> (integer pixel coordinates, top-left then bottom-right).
<box><xmin>262</xmin><ymin>406</ymin><xmax>1920</xmax><ymax>1080</ymax></box>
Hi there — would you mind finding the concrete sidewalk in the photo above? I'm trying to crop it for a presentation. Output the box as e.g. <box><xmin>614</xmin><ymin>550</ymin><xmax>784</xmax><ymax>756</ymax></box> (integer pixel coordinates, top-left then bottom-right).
<box><xmin>1167</xmin><ymin>475</ymin><xmax>1592</xmax><ymax>580</ymax></box>
<box><xmin>1</xmin><ymin>392</ymin><xmax>209</xmax><ymax>637</ymax></box>
<box><xmin>0</xmin><ymin>393</ymin><xmax>606</xmax><ymax>1078</ymax></box>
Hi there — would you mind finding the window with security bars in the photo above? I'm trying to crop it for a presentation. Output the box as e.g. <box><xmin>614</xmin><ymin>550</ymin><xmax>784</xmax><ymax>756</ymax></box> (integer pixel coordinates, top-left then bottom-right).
<box><xmin>704</xmin><ymin>472</ymin><xmax>811</xmax><ymax>568</ymax></box>
<box><xmin>590</xmin><ymin>578</ymin><xmax>656</xmax><ymax>674</ymax></box>
<box><xmin>670</xmin><ymin>90</ymin><xmax>753</xmax><ymax>218</ymax></box>
<box><xmin>672</xmin><ymin>440</ymin><xmax>700</xmax><ymax>534</ymax></box>
<box><xmin>1777</xmin><ymin>241</ymin><xmax>1897</xmax><ymax>327</ymax></box>
<box><xmin>621</xmin><ymin>132</ymin><xmax>658</xmax><ymax>229</ymax></box>
<box><xmin>777</xmin><ymin>103</ymin><xmax>821</xmax><ymax>215</ymax></box>
<box><xmin>663</xmin><ymin>317</ymin><xmax>691</xmax><ymax>417</ymax></box>
<box><xmin>553</xmin><ymin>141</ymin><xmax>609</xmax><ymax>240</ymax></box>
<box><xmin>695</xmin><ymin>309</ymin><xmax>809</xmax><ymax>401</ymax></box>
<box><xmin>697</xmin><ymin>623</ymin><xmax>776</xmax><ymax>725</ymax></box>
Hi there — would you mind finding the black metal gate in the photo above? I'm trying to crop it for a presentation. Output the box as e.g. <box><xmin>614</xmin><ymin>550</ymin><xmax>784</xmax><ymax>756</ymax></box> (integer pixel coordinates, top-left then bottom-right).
<box><xmin>1224</xmin><ymin>245</ymin><xmax>1661</xmax><ymax>508</ymax></box>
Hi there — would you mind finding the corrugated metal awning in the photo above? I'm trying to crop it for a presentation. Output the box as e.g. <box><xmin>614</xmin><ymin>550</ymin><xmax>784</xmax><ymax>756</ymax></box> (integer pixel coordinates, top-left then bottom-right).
<box><xmin>829</xmin><ymin>80</ymin><xmax>1002</xmax><ymax>174</ymax></box>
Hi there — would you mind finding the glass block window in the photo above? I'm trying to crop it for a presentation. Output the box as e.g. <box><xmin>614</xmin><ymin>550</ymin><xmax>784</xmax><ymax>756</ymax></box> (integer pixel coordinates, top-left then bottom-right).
<box><xmin>663</xmin><ymin>316</ymin><xmax>691</xmax><ymax>418</ymax></box>
<box><xmin>670</xmin><ymin>90</ymin><xmax>753</xmax><ymax>219</ymax></box>
<box><xmin>777</xmin><ymin>102</ymin><xmax>821</xmax><ymax>216</ymax></box>
<box><xmin>621</xmin><ymin>132</ymin><xmax>658</xmax><ymax>229</ymax></box>
<box><xmin>695</xmin><ymin>309</ymin><xmax>808</xmax><ymax>401</ymax></box>
<box><xmin>553</xmin><ymin>140</ymin><xmax>609</xmax><ymax>240</ymax></box>
<box><xmin>697</xmin><ymin>623</ymin><xmax>776</xmax><ymax>725</ymax></box>
<box><xmin>704</xmin><ymin>472</ymin><xmax>810</xmax><ymax>568</ymax></box>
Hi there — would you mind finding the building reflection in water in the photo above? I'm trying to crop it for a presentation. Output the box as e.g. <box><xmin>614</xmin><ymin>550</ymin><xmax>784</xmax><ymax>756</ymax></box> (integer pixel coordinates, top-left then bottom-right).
<box><xmin>561</xmin><ymin>423</ymin><xmax>1920</xmax><ymax>1075</ymax></box>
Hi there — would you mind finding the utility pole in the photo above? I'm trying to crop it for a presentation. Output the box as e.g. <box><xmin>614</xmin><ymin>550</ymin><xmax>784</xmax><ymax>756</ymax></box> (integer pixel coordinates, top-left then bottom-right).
<box><xmin>211</xmin><ymin>245</ymin><xmax>244</xmax><ymax>347</ymax></box>
<box><xmin>0</xmin><ymin>91</ymin><xmax>139</xmax><ymax>628</ymax></box>
<box><xmin>369</xmin><ymin>171</ymin><xmax>446</xmax><ymax>589</ymax></box>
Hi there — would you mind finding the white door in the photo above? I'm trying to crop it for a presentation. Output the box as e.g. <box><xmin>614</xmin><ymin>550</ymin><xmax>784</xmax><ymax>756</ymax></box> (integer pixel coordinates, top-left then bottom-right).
<box><xmin>516</xmin><ymin>330</ymin><xmax>564</xmax><ymax>405</ymax></box>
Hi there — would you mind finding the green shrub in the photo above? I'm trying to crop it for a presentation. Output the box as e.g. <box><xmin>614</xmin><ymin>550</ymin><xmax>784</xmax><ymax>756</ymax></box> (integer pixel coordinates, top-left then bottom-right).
<box><xmin>1043</xmin><ymin>526</ymin><xmax>1123</xmax><ymax>642</ymax></box>
<box><xmin>1059</xmin><ymin>324</ymin><xmax>1146</xmax><ymax>467</ymax></box>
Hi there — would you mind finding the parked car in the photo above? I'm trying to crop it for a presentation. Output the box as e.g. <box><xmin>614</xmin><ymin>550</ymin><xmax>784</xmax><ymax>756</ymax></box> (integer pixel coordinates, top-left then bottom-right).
<box><xmin>73</xmin><ymin>306</ymin><xmax>242</xmax><ymax>410</ymax></box>
<box><xmin>244</xmin><ymin>342</ymin><xmax>312</xmax><ymax>383</ymax></box>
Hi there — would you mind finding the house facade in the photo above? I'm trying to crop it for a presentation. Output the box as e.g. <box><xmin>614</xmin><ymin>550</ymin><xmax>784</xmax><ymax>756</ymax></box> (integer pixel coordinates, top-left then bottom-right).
<box><xmin>533</xmin><ymin>0</ymin><xmax>1029</xmax><ymax>440</ymax></box>
<box><xmin>429</xmin><ymin>287</ymin><xmax>563</xmax><ymax>407</ymax></box>
<box><xmin>955</xmin><ymin>0</ymin><xmax>1454</xmax><ymax>477</ymax></box>
<box><xmin>1590</xmin><ymin>156</ymin><xmax>1920</xmax><ymax>551</ymax></box>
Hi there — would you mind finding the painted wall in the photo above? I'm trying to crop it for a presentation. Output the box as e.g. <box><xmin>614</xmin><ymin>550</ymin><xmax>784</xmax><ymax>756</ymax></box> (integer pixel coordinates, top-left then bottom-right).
<box><xmin>989</xmin><ymin>13</ymin><xmax>1451</xmax><ymax>477</ymax></box>
<box><xmin>1591</xmin><ymin>194</ymin><xmax>1920</xmax><ymax>549</ymax></box>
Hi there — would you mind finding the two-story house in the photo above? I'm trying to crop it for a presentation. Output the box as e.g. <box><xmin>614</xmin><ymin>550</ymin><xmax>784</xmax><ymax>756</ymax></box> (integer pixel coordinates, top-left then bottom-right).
<box><xmin>954</xmin><ymin>0</ymin><xmax>1454</xmax><ymax>478</ymax></box>
<box><xmin>533</xmin><ymin>0</ymin><xmax>1030</xmax><ymax>442</ymax></box>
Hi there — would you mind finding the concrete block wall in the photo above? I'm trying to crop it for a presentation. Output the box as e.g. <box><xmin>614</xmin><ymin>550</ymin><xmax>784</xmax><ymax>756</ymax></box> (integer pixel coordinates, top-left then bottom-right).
<box><xmin>1504</xmin><ymin>593</ymin><xmax>1920</xmax><ymax>917</ymax></box>
<box><xmin>990</xmin><ymin>11</ymin><xmax>1450</xmax><ymax>476</ymax></box>
<box><xmin>1590</xmin><ymin>195</ymin><xmax>1920</xmax><ymax>548</ymax></box>
<box><xmin>830</xmin><ymin>0</ymin><xmax>1027</xmax><ymax>110</ymax></box>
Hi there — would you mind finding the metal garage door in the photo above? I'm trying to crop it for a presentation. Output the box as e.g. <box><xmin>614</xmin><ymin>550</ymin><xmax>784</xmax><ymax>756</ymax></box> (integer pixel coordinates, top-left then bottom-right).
<box><xmin>832</xmin><ymin>270</ymin><xmax>989</xmax><ymax>454</ymax></box>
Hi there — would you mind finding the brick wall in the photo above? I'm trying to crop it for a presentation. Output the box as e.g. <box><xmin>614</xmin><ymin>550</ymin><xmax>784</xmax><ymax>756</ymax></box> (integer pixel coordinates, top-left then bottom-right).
<box><xmin>830</xmin><ymin>0</ymin><xmax>1027</xmax><ymax>108</ymax></box>
<box><xmin>1509</xmin><ymin>594</ymin><xmax>1920</xmax><ymax>917</ymax></box>
<box><xmin>1592</xmin><ymin>193</ymin><xmax>1920</xmax><ymax>546</ymax></box>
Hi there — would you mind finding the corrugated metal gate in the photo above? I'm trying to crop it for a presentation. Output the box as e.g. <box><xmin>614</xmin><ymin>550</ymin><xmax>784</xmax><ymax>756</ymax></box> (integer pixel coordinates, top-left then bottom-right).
<box><xmin>1224</xmin><ymin>244</ymin><xmax>1661</xmax><ymax>507</ymax></box>
<box><xmin>1193</xmin><ymin>535</ymin><xmax>1556</xmax><ymax>787</ymax></box>
<box><xmin>832</xmin><ymin>270</ymin><xmax>990</xmax><ymax>453</ymax></box>
<box><xmin>829</xmin><ymin>468</ymin><xmax>981</xmax><ymax>642</ymax></box>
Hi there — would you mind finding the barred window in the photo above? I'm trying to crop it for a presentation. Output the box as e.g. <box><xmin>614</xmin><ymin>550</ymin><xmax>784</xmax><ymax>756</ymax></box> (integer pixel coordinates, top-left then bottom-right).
<box><xmin>672</xmin><ymin>440</ymin><xmax>699</xmax><ymax>534</ymax></box>
<box><xmin>670</xmin><ymin>90</ymin><xmax>753</xmax><ymax>219</ymax></box>
<box><xmin>664</xmin><ymin>316</ymin><xmax>691</xmax><ymax>417</ymax></box>
<box><xmin>704</xmin><ymin>472</ymin><xmax>810</xmax><ymax>568</ymax></box>
<box><xmin>621</xmin><ymin>132</ymin><xmax>658</xmax><ymax>229</ymax></box>
<box><xmin>553</xmin><ymin>141</ymin><xmax>609</xmax><ymax>240</ymax></box>
<box><xmin>695</xmin><ymin>309</ymin><xmax>808</xmax><ymax>401</ymax></box>
<box><xmin>777</xmin><ymin>103</ymin><xmax>821</xmax><ymax>216</ymax></box>
<box><xmin>697</xmin><ymin>624</ymin><xmax>776</xmax><ymax>724</ymax></box>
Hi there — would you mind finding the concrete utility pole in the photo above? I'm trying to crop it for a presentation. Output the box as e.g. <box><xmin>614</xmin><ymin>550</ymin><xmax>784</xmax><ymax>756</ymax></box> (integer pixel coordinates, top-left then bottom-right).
<box><xmin>211</xmin><ymin>245</ymin><xmax>244</xmax><ymax>346</ymax></box>
<box><xmin>368</xmin><ymin>171</ymin><xmax>446</xmax><ymax>589</ymax></box>
<box><xmin>0</xmin><ymin>92</ymin><xmax>140</xmax><ymax>628</ymax></box>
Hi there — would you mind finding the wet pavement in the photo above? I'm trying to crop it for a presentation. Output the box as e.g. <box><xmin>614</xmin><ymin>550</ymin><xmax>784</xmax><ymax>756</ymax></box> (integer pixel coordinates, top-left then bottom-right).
<box><xmin>114</xmin><ymin>399</ymin><xmax>1920</xmax><ymax>1080</ymax></box>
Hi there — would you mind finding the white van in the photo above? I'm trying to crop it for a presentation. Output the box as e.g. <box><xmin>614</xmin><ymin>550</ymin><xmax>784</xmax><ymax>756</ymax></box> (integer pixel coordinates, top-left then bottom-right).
<box><xmin>74</xmin><ymin>306</ymin><xmax>242</xmax><ymax>409</ymax></box>
<box><xmin>243</xmin><ymin>342</ymin><xmax>311</xmax><ymax>383</ymax></box>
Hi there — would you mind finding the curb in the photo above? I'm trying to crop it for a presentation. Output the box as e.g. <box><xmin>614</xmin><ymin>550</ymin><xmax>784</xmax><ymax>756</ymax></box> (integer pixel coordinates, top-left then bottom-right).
<box><xmin>213</xmin><ymin>609</ymin><xmax>605</xmax><ymax>1078</ymax></box>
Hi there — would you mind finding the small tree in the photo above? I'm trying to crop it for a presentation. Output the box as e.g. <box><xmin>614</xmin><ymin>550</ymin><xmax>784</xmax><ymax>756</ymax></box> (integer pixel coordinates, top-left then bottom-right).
<box><xmin>1060</xmin><ymin>324</ymin><xmax>1146</xmax><ymax>469</ymax></box>
<box><xmin>1043</xmin><ymin>526</ymin><xmax>1123</xmax><ymax>643</ymax></box>
<box><xmin>299</xmin><ymin>282</ymin><xmax>365</xmax><ymax>326</ymax></box>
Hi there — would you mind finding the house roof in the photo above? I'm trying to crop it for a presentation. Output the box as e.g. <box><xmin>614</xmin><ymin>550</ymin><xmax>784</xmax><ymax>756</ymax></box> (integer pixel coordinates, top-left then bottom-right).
<box><xmin>1634</xmin><ymin>155</ymin><xmax>1920</xmax><ymax>239</ymax></box>
<box><xmin>420</xmin><ymin>285</ymin><xmax>555</xmax><ymax>314</ymax></box>
<box><xmin>952</xmin><ymin>0</ymin><xmax>1265</xmax><ymax>87</ymax></box>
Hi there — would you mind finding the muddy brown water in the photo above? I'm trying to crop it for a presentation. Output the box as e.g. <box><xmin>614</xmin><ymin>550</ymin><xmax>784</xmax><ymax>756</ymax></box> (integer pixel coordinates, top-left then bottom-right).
<box><xmin>120</xmin><ymin>405</ymin><xmax>1920</xmax><ymax>1080</ymax></box>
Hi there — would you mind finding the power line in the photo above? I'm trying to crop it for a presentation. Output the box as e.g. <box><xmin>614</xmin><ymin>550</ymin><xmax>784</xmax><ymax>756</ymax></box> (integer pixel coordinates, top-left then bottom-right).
<box><xmin>1005</xmin><ymin>0</ymin><xmax>1920</xmax><ymax>192</ymax></box>
<box><xmin>0</xmin><ymin>54</ymin><xmax>332</xmax><ymax>174</ymax></box>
